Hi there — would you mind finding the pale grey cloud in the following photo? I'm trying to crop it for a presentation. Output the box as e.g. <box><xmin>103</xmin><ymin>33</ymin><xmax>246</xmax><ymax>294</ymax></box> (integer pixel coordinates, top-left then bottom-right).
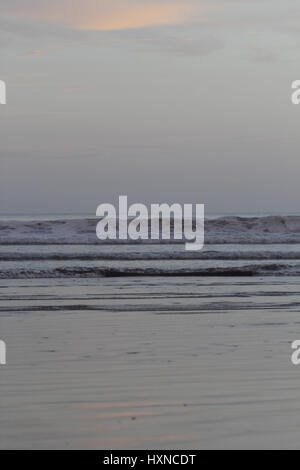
<box><xmin>0</xmin><ymin>0</ymin><xmax>297</xmax><ymax>60</ymax></box>
<box><xmin>0</xmin><ymin>0</ymin><xmax>203</xmax><ymax>31</ymax></box>
<box><xmin>1</xmin><ymin>0</ymin><xmax>300</xmax><ymax>214</ymax></box>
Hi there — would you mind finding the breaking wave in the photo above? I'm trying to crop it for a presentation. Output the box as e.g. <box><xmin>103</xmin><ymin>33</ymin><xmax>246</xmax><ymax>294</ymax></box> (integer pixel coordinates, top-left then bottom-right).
<box><xmin>0</xmin><ymin>263</ymin><xmax>299</xmax><ymax>278</ymax></box>
<box><xmin>1</xmin><ymin>215</ymin><xmax>300</xmax><ymax>244</ymax></box>
<box><xmin>1</xmin><ymin>250</ymin><xmax>300</xmax><ymax>261</ymax></box>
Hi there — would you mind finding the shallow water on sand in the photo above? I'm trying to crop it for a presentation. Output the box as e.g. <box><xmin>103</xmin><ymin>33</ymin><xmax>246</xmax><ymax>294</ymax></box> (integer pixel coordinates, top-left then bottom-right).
<box><xmin>1</xmin><ymin>275</ymin><xmax>300</xmax><ymax>449</ymax></box>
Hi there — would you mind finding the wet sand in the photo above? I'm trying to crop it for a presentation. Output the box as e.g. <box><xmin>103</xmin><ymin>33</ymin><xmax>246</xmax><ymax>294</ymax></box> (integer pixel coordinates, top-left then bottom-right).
<box><xmin>1</xmin><ymin>305</ymin><xmax>300</xmax><ymax>449</ymax></box>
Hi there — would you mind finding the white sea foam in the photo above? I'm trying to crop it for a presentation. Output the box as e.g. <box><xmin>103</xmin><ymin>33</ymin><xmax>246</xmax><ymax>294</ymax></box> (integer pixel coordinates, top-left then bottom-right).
<box><xmin>1</xmin><ymin>216</ymin><xmax>300</xmax><ymax>245</ymax></box>
<box><xmin>1</xmin><ymin>216</ymin><xmax>300</xmax><ymax>278</ymax></box>
<box><xmin>1</xmin><ymin>249</ymin><xmax>300</xmax><ymax>261</ymax></box>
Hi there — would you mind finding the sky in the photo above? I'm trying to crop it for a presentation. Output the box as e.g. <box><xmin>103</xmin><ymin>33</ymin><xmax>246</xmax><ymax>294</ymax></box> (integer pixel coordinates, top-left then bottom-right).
<box><xmin>0</xmin><ymin>0</ymin><xmax>300</xmax><ymax>214</ymax></box>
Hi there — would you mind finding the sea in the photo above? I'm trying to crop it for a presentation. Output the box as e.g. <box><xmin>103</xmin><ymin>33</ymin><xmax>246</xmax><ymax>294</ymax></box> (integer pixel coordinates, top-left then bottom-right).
<box><xmin>1</xmin><ymin>213</ymin><xmax>300</xmax><ymax>449</ymax></box>
<box><xmin>1</xmin><ymin>213</ymin><xmax>300</xmax><ymax>311</ymax></box>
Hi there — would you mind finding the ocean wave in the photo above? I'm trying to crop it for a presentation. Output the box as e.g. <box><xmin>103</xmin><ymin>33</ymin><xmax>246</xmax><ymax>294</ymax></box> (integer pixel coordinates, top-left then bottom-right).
<box><xmin>0</xmin><ymin>263</ymin><xmax>298</xmax><ymax>278</ymax></box>
<box><xmin>1</xmin><ymin>215</ymin><xmax>300</xmax><ymax>245</ymax></box>
<box><xmin>2</xmin><ymin>250</ymin><xmax>300</xmax><ymax>261</ymax></box>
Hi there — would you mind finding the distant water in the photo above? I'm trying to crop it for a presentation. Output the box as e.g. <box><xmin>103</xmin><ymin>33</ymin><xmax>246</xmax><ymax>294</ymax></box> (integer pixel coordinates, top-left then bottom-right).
<box><xmin>1</xmin><ymin>214</ymin><xmax>300</xmax><ymax>277</ymax></box>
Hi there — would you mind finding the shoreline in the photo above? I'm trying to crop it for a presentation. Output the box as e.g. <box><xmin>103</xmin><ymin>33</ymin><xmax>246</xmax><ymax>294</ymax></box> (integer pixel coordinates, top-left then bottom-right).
<box><xmin>1</xmin><ymin>293</ymin><xmax>299</xmax><ymax>449</ymax></box>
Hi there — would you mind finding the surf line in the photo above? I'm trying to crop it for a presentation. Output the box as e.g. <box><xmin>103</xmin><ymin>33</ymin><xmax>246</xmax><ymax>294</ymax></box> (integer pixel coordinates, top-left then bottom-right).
<box><xmin>96</xmin><ymin>195</ymin><xmax>204</xmax><ymax>251</ymax></box>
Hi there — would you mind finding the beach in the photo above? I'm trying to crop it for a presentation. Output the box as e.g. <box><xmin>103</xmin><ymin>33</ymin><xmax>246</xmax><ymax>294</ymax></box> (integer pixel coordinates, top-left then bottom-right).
<box><xmin>1</xmin><ymin>279</ymin><xmax>300</xmax><ymax>449</ymax></box>
<box><xmin>2</xmin><ymin>0</ymin><xmax>299</xmax><ymax>452</ymax></box>
<box><xmin>1</xmin><ymin>216</ymin><xmax>300</xmax><ymax>449</ymax></box>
